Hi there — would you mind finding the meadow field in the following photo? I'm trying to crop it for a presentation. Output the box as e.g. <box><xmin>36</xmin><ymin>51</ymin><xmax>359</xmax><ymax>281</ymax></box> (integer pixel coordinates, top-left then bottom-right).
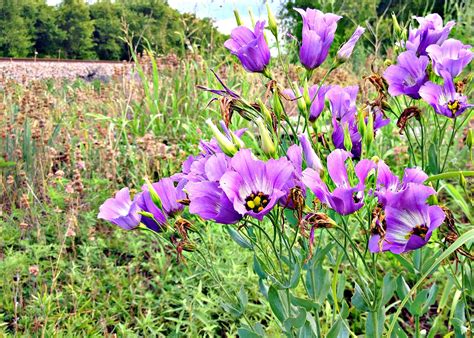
<box><xmin>0</xmin><ymin>1</ymin><xmax>473</xmax><ymax>337</ymax></box>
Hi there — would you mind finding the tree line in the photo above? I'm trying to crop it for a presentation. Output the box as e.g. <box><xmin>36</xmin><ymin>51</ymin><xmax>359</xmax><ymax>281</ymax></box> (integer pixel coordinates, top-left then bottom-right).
<box><xmin>0</xmin><ymin>0</ymin><xmax>226</xmax><ymax>60</ymax></box>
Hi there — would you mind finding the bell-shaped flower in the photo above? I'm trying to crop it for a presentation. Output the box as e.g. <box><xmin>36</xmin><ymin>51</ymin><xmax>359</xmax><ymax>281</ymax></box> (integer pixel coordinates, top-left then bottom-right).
<box><xmin>224</xmin><ymin>21</ymin><xmax>271</xmax><ymax>73</ymax></box>
<box><xmin>302</xmin><ymin>149</ymin><xmax>376</xmax><ymax>215</ymax></box>
<box><xmin>98</xmin><ymin>188</ymin><xmax>141</xmax><ymax>230</ymax></box>
<box><xmin>384</xmin><ymin>50</ymin><xmax>429</xmax><ymax>99</ymax></box>
<box><xmin>427</xmin><ymin>38</ymin><xmax>473</xmax><ymax>78</ymax></box>
<box><xmin>295</xmin><ymin>8</ymin><xmax>342</xmax><ymax>69</ymax></box>
<box><xmin>337</xmin><ymin>26</ymin><xmax>365</xmax><ymax>62</ymax></box>
<box><xmin>220</xmin><ymin>149</ymin><xmax>294</xmax><ymax>220</ymax></box>
<box><xmin>406</xmin><ymin>13</ymin><xmax>455</xmax><ymax>56</ymax></box>
<box><xmin>369</xmin><ymin>184</ymin><xmax>445</xmax><ymax>254</ymax></box>
<box><xmin>419</xmin><ymin>71</ymin><xmax>473</xmax><ymax>118</ymax></box>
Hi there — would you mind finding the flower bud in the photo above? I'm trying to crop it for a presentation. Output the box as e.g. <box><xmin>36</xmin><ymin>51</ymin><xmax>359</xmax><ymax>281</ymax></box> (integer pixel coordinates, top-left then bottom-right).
<box><xmin>145</xmin><ymin>177</ymin><xmax>162</xmax><ymax>209</ymax></box>
<box><xmin>292</xmin><ymin>82</ymin><xmax>306</xmax><ymax>113</ymax></box>
<box><xmin>266</xmin><ymin>2</ymin><xmax>278</xmax><ymax>38</ymax></box>
<box><xmin>206</xmin><ymin>119</ymin><xmax>238</xmax><ymax>156</ymax></box>
<box><xmin>230</xmin><ymin>130</ymin><xmax>245</xmax><ymax>150</ymax></box>
<box><xmin>467</xmin><ymin>129</ymin><xmax>473</xmax><ymax>150</ymax></box>
<box><xmin>303</xmin><ymin>79</ymin><xmax>312</xmax><ymax>107</ymax></box>
<box><xmin>391</xmin><ymin>12</ymin><xmax>402</xmax><ymax>34</ymax></box>
<box><xmin>273</xmin><ymin>91</ymin><xmax>284</xmax><ymax>118</ymax></box>
<box><xmin>257</xmin><ymin>98</ymin><xmax>273</xmax><ymax>124</ymax></box>
<box><xmin>343</xmin><ymin>124</ymin><xmax>353</xmax><ymax>152</ymax></box>
<box><xmin>364</xmin><ymin>112</ymin><xmax>375</xmax><ymax>148</ymax></box>
<box><xmin>357</xmin><ymin>111</ymin><xmax>367</xmax><ymax>139</ymax></box>
<box><xmin>233</xmin><ymin>9</ymin><xmax>243</xmax><ymax>26</ymax></box>
<box><xmin>256</xmin><ymin>117</ymin><xmax>276</xmax><ymax>157</ymax></box>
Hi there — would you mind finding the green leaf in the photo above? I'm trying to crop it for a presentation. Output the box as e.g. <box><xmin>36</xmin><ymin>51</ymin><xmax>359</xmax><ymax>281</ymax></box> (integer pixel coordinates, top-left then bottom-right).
<box><xmin>284</xmin><ymin>307</ymin><xmax>307</xmax><ymax>330</ymax></box>
<box><xmin>226</xmin><ymin>226</ymin><xmax>253</xmax><ymax>250</ymax></box>
<box><xmin>237</xmin><ymin>327</ymin><xmax>263</xmax><ymax>338</ymax></box>
<box><xmin>381</xmin><ymin>273</ymin><xmax>396</xmax><ymax>306</ymax></box>
<box><xmin>268</xmin><ymin>285</ymin><xmax>288</xmax><ymax>323</ymax></box>
<box><xmin>351</xmin><ymin>283</ymin><xmax>370</xmax><ymax>312</ymax></box>
<box><xmin>387</xmin><ymin>228</ymin><xmax>474</xmax><ymax>336</ymax></box>
<box><xmin>441</xmin><ymin>183</ymin><xmax>473</xmax><ymax>222</ymax></box>
<box><xmin>253</xmin><ymin>255</ymin><xmax>267</xmax><ymax>279</ymax></box>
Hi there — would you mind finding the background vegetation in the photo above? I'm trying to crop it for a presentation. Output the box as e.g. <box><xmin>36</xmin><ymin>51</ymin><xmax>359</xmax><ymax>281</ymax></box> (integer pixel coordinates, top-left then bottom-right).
<box><xmin>0</xmin><ymin>0</ymin><xmax>226</xmax><ymax>60</ymax></box>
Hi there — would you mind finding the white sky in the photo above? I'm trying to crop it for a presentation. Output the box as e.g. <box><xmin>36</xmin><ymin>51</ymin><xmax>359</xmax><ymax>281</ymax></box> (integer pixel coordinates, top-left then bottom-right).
<box><xmin>46</xmin><ymin>0</ymin><xmax>281</xmax><ymax>34</ymax></box>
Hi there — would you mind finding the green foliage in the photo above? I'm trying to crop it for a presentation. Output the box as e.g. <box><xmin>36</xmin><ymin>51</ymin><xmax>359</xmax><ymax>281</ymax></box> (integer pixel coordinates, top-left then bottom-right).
<box><xmin>0</xmin><ymin>0</ymin><xmax>225</xmax><ymax>60</ymax></box>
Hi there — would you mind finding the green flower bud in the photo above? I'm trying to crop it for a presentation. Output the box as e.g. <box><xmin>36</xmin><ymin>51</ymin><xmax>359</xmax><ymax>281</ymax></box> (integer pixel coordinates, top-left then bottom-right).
<box><xmin>467</xmin><ymin>129</ymin><xmax>473</xmax><ymax>150</ymax></box>
<box><xmin>343</xmin><ymin>124</ymin><xmax>353</xmax><ymax>152</ymax></box>
<box><xmin>257</xmin><ymin>98</ymin><xmax>273</xmax><ymax>124</ymax></box>
<box><xmin>303</xmin><ymin>79</ymin><xmax>312</xmax><ymax>107</ymax></box>
<box><xmin>206</xmin><ymin>119</ymin><xmax>238</xmax><ymax>156</ymax></box>
<box><xmin>364</xmin><ymin>112</ymin><xmax>374</xmax><ymax>148</ymax></box>
<box><xmin>357</xmin><ymin>111</ymin><xmax>367</xmax><ymax>139</ymax></box>
<box><xmin>391</xmin><ymin>12</ymin><xmax>402</xmax><ymax>34</ymax></box>
<box><xmin>234</xmin><ymin>9</ymin><xmax>243</xmax><ymax>26</ymax></box>
<box><xmin>266</xmin><ymin>2</ymin><xmax>278</xmax><ymax>38</ymax></box>
<box><xmin>292</xmin><ymin>82</ymin><xmax>306</xmax><ymax>113</ymax></box>
<box><xmin>145</xmin><ymin>177</ymin><xmax>162</xmax><ymax>209</ymax></box>
<box><xmin>230</xmin><ymin>130</ymin><xmax>245</xmax><ymax>150</ymax></box>
<box><xmin>273</xmin><ymin>91</ymin><xmax>284</xmax><ymax>119</ymax></box>
<box><xmin>256</xmin><ymin>117</ymin><xmax>276</xmax><ymax>157</ymax></box>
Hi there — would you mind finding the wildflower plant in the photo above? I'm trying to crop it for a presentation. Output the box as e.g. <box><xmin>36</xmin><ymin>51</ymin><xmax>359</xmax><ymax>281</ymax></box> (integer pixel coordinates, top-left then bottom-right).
<box><xmin>99</xmin><ymin>6</ymin><xmax>473</xmax><ymax>337</ymax></box>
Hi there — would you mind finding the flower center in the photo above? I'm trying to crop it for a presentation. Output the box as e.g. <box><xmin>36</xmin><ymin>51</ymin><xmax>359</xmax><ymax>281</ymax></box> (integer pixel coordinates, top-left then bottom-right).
<box><xmin>352</xmin><ymin>192</ymin><xmax>362</xmax><ymax>203</ymax></box>
<box><xmin>245</xmin><ymin>192</ymin><xmax>270</xmax><ymax>213</ymax></box>
<box><xmin>447</xmin><ymin>100</ymin><xmax>460</xmax><ymax>116</ymax></box>
<box><xmin>410</xmin><ymin>224</ymin><xmax>429</xmax><ymax>239</ymax></box>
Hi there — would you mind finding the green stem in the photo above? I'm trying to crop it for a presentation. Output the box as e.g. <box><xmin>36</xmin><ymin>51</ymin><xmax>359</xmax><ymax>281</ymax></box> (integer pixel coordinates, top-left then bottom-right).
<box><xmin>414</xmin><ymin>315</ymin><xmax>420</xmax><ymax>338</ymax></box>
<box><xmin>440</xmin><ymin>118</ymin><xmax>457</xmax><ymax>173</ymax></box>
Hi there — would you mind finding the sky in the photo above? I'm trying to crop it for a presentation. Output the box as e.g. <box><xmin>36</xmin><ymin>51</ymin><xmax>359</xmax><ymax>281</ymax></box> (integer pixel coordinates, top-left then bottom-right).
<box><xmin>46</xmin><ymin>0</ymin><xmax>282</xmax><ymax>34</ymax></box>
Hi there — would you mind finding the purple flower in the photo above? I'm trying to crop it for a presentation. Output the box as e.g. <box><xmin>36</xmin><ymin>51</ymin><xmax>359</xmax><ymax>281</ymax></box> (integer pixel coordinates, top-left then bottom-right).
<box><xmin>98</xmin><ymin>187</ymin><xmax>141</xmax><ymax>230</ymax></box>
<box><xmin>419</xmin><ymin>71</ymin><xmax>473</xmax><ymax>118</ymax></box>
<box><xmin>136</xmin><ymin>178</ymin><xmax>186</xmax><ymax>231</ymax></box>
<box><xmin>295</xmin><ymin>8</ymin><xmax>342</xmax><ymax>69</ymax></box>
<box><xmin>369</xmin><ymin>184</ymin><xmax>445</xmax><ymax>254</ymax></box>
<box><xmin>185</xmin><ymin>153</ymin><xmax>243</xmax><ymax>224</ymax></box>
<box><xmin>327</xmin><ymin>85</ymin><xmax>363</xmax><ymax>157</ymax></box>
<box><xmin>426</xmin><ymin>38</ymin><xmax>473</xmax><ymax>78</ymax></box>
<box><xmin>220</xmin><ymin>149</ymin><xmax>294</xmax><ymax>220</ymax></box>
<box><xmin>283</xmin><ymin>85</ymin><xmax>331</xmax><ymax>121</ymax></box>
<box><xmin>302</xmin><ymin>149</ymin><xmax>376</xmax><ymax>215</ymax></box>
<box><xmin>406</xmin><ymin>14</ymin><xmax>455</xmax><ymax>56</ymax></box>
<box><xmin>370</xmin><ymin>106</ymin><xmax>391</xmax><ymax>130</ymax></box>
<box><xmin>375</xmin><ymin>160</ymin><xmax>428</xmax><ymax>206</ymax></box>
<box><xmin>224</xmin><ymin>21</ymin><xmax>271</xmax><ymax>73</ymax></box>
<box><xmin>384</xmin><ymin>50</ymin><xmax>429</xmax><ymax>99</ymax></box>
<box><xmin>337</xmin><ymin>26</ymin><xmax>365</xmax><ymax>61</ymax></box>
<box><xmin>327</xmin><ymin>85</ymin><xmax>358</xmax><ymax>123</ymax></box>
<box><xmin>299</xmin><ymin>134</ymin><xmax>323</xmax><ymax>172</ymax></box>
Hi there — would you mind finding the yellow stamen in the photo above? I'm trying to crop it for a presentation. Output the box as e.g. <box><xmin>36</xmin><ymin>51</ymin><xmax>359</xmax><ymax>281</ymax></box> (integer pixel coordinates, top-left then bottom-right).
<box><xmin>258</xmin><ymin>206</ymin><xmax>263</xmax><ymax>212</ymax></box>
<box><xmin>253</xmin><ymin>196</ymin><xmax>261</xmax><ymax>206</ymax></box>
<box><xmin>247</xmin><ymin>201</ymin><xmax>255</xmax><ymax>209</ymax></box>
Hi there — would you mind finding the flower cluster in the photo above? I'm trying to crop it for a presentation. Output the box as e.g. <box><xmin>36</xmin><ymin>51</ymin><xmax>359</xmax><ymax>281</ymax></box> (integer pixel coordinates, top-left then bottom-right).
<box><xmin>384</xmin><ymin>14</ymin><xmax>472</xmax><ymax>118</ymax></box>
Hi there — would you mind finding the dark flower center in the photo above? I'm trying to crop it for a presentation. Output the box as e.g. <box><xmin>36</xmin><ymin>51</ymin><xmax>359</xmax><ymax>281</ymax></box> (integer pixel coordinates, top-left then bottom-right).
<box><xmin>447</xmin><ymin>100</ymin><xmax>460</xmax><ymax>115</ymax></box>
<box><xmin>352</xmin><ymin>192</ymin><xmax>362</xmax><ymax>203</ymax></box>
<box><xmin>245</xmin><ymin>192</ymin><xmax>270</xmax><ymax>213</ymax></box>
<box><xmin>411</xmin><ymin>224</ymin><xmax>429</xmax><ymax>239</ymax></box>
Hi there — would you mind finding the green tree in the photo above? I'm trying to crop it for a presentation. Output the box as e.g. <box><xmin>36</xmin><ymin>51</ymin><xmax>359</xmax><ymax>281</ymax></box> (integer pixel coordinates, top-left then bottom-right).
<box><xmin>90</xmin><ymin>1</ymin><xmax>124</xmax><ymax>60</ymax></box>
<box><xmin>57</xmin><ymin>0</ymin><xmax>95</xmax><ymax>59</ymax></box>
<box><xmin>0</xmin><ymin>0</ymin><xmax>34</xmax><ymax>57</ymax></box>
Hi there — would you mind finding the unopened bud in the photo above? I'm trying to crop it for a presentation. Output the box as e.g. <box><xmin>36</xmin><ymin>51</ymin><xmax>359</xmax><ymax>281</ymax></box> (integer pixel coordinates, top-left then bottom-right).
<box><xmin>256</xmin><ymin>117</ymin><xmax>276</xmax><ymax>157</ymax></box>
<box><xmin>358</xmin><ymin>111</ymin><xmax>367</xmax><ymax>139</ymax></box>
<box><xmin>206</xmin><ymin>119</ymin><xmax>238</xmax><ymax>156</ymax></box>
<box><xmin>364</xmin><ymin>112</ymin><xmax>375</xmax><ymax>147</ymax></box>
<box><xmin>303</xmin><ymin>80</ymin><xmax>312</xmax><ymax>107</ymax></box>
<box><xmin>343</xmin><ymin>124</ymin><xmax>353</xmax><ymax>152</ymax></box>
<box><xmin>266</xmin><ymin>2</ymin><xmax>278</xmax><ymax>38</ymax></box>
<box><xmin>467</xmin><ymin>129</ymin><xmax>473</xmax><ymax>150</ymax></box>
<box><xmin>292</xmin><ymin>82</ymin><xmax>306</xmax><ymax>113</ymax></box>
<box><xmin>145</xmin><ymin>178</ymin><xmax>162</xmax><ymax>209</ymax></box>
<box><xmin>234</xmin><ymin>9</ymin><xmax>243</xmax><ymax>26</ymax></box>
<box><xmin>257</xmin><ymin>98</ymin><xmax>273</xmax><ymax>124</ymax></box>
<box><xmin>273</xmin><ymin>92</ymin><xmax>284</xmax><ymax>118</ymax></box>
<box><xmin>391</xmin><ymin>12</ymin><xmax>402</xmax><ymax>34</ymax></box>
